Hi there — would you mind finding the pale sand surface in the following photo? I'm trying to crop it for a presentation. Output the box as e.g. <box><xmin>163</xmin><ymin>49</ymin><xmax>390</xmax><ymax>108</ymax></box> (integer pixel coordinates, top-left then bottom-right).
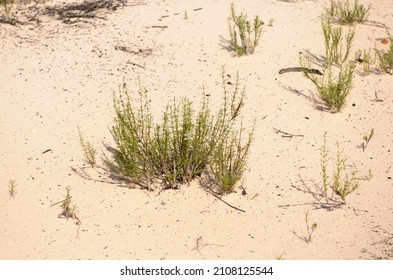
<box><xmin>1</xmin><ymin>0</ymin><xmax>392</xmax><ymax>259</ymax></box>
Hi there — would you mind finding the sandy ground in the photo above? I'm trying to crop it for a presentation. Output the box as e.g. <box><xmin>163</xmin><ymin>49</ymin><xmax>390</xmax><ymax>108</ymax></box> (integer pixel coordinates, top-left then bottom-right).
<box><xmin>1</xmin><ymin>0</ymin><xmax>393</xmax><ymax>260</ymax></box>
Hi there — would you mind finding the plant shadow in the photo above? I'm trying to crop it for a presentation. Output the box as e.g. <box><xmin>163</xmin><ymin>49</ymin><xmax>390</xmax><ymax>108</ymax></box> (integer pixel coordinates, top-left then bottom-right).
<box><xmin>278</xmin><ymin>175</ymin><xmax>344</xmax><ymax>211</ymax></box>
<box><xmin>44</xmin><ymin>0</ymin><xmax>129</xmax><ymax>24</ymax></box>
<box><xmin>281</xmin><ymin>85</ymin><xmax>332</xmax><ymax>112</ymax></box>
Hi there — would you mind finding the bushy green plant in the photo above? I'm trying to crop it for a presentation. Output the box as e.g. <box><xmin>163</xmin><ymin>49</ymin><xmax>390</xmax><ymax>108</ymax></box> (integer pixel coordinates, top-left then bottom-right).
<box><xmin>320</xmin><ymin>133</ymin><xmax>360</xmax><ymax>204</ymax></box>
<box><xmin>111</xmin><ymin>72</ymin><xmax>253</xmax><ymax>192</ymax></box>
<box><xmin>228</xmin><ymin>3</ymin><xmax>263</xmax><ymax>56</ymax></box>
<box><xmin>375</xmin><ymin>32</ymin><xmax>393</xmax><ymax>74</ymax></box>
<box><xmin>322</xmin><ymin>15</ymin><xmax>355</xmax><ymax>66</ymax></box>
<box><xmin>327</xmin><ymin>0</ymin><xmax>370</xmax><ymax>25</ymax></box>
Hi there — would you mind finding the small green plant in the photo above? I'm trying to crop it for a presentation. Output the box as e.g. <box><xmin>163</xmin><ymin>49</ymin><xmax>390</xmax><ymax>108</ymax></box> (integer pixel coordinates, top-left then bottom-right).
<box><xmin>327</xmin><ymin>0</ymin><xmax>371</xmax><ymax>25</ymax></box>
<box><xmin>375</xmin><ymin>32</ymin><xmax>393</xmax><ymax>74</ymax></box>
<box><xmin>111</xmin><ymin>71</ymin><xmax>253</xmax><ymax>192</ymax></box>
<box><xmin>0</xmin><ymin>0</ymin><xmax>15</xmax><ymax>15</ymax></box>
<box><xmin>77</xmin><ymin>126</ymin><xmax>97</xmax><ymax>167</ymax></box>
<box><xmin>228</xmin><ymin>3</ymin><xmax>263</xmax><ymax>56</ymax></box>
<box><xmin>8</xmin><ymin>178</ymin><xmax>16</xmax><ymax>198</ymax></box>
<box><xmin>322</xmin><ymin>15</ymin><xmax>355</xmax><ymax>66</ymax></box>
<box><xmin>304</xmin><ymin>210</ymin><xmax>317</xmax><ymax>243</ymax></box>
<box><xmin>275</xmin><ymin>253</ymin><xmax>286</xmax><ymax>260</ymax></box>
<box><xmin>59</xmin><ymin>187</ymin><xmax>77</xmax><ymax>220</ymax></box>
<box><xmin>361</xmin><ymin>128</ymin><xmax>374</xmax><ymax>151</ymax></box>
<box><xmin>320</xmin><ymin>132</ymin><xmax>360</xmax><ymax>204</ymax></box>
<box><xmin>300</xmin><ymin>15</ymin><xmax>356</xmax><ymax>111</ymax></box>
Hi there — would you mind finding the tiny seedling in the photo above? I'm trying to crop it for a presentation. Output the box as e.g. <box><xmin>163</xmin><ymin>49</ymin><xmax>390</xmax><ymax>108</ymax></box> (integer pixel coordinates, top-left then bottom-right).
<box><xmin>305</xmin><ymin>210</ymin><xmax>317</xmax><ymax>243</ymax></box>
<box><xmin>59</xmin><ymin>187</ymin><xmax>79</xmax><ymax>221</ymax></box>
<box><xmin>8</xmin><ymin>178</ymin><xmax>16</xmax><ymax>198</ymax></box>
<box><xmin>275</xmin><ymin>253</ymin><xmax>286</xmax><ymax>260</ymax></box>
<box><xmin>228</xmin><ymin>3</ymin><xmax>263</xmax><ymax>56</ymax></box>
<box><xmin>362</xmin><ymin>128</ymin><xmax>374</xmax><ymax>151</ymax></box>
<box><xmin>77</xmin><ymin>126</ymin><xmax>97</xmax><ymax>167</ymax></box>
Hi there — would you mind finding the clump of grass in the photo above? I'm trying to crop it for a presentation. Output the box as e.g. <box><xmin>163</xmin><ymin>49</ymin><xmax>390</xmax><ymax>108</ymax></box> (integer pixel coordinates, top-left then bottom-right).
<box><xmin>59</xmin><ymin>187</ymin><xmax>78</xmax><ymax>220</ymax></box>
<box><xmin>8</xmin><ymin>178</ymin><xmax>17</xmax><ymax>198</ymax></box>
<box><xmin>228</xmin><ymin>3</ymin><xmax>263</xmax><ymax>56</ymax></box>
<box><xmin>320</xmin><ymin>132</ymin><xmax>360</xmax><ymax>204</ymax></box>
<box><xmin>375</xmin><ymin>32</ymin><xmax>393</xmax><ymax>74</ymax></box>
<box><xmin>327</xmin><ymin>0</ymin><xmax>371</xmax><ymax>25</ymax></box>
<box><xmin>77</xmin><ymin>126</ymin><xmax>97</xmax><ymax>167</ymax></box>
<box><xmin>300</xmin><ymin>15</ymin><xmax>356</xmax><ymax>111</ymax></box>
<box><xmin>111</xmin><ymin>71</ymin><xmax>253</xmax><ymax>192</ymax></box>
<box><xmin>304</xmin><ymin>210</ymin><xmax>317</xmax><ymax>243</ymax></box>
<box><xmin>361</xmin><ymin>128</ymin><xmax>374</xmax><ymax>151</ymax></box>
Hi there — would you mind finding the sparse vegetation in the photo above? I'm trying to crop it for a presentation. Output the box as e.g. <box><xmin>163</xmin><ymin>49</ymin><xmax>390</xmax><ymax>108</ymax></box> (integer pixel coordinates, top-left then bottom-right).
<box><xmin>8</xmin><ymin>178</ymin><xmax>16</xmax><ymax>198</ymax></box>
<box><xmin>228</xmin><ymin>3</ymin><xmax>263</xmax><ymax>56</ymax></box>
<box><xmin>356</xmin><ymin>48</ymin><xmax>372</xmax><ymax>76</ymax></box>
<box><xmin>326</xmin><ymin>0</ymin><xmax>371</xmax><ymax>25</ymax></box>
<box><xmin>304</xmin><ymin>210</ymin><xmax>317</xmax><ymax>243</ymax></box>
<box><xmin>375</xmin><ymin>32</ymin><xmax>393</xmax><ymax>74</ymax></box>
<box><xmin>320</xmin><ymin>132</ymin><xmax>360</xmax><ymax>204</ymax></box>
<box><xmin>300</xmin><ymin>15</ymin><xmax>356</xmax><ymax>111</ymax></box>
<box><xmin>59</xmin><ymin>187</ymin><xmax>78</xmax><ymax>220</ymax></box>
<box><xmin>111</xmin><ymin>71</ymin><xmax>253</xmax><ymax>192</ymax></box>
<box><xmin>362</xmin><ymin>128</ymin><xmax>374</xmax><ymax>151</ymax></box>
<box><xmin>77</xmin><ymin>126</ymin><xmax>97</xmax><ymax>167</ymax></box>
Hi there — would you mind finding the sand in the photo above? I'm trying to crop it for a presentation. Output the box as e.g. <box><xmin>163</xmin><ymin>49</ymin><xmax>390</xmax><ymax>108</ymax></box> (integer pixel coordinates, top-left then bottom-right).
<box><xmin>1</xmin><ymin>0</ymin><xmax>392</xmax><ymax>260</ymax></box>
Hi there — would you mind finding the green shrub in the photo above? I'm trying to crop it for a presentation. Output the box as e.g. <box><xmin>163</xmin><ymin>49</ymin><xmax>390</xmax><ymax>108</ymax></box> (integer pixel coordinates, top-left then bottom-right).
<box><xmin>300</xmin><ymin>15</ymin><xmax>355</xmax><ymax>111</ymax></box>
<box><xmin>228</xmin><ymin>3</ymin><xmax>263</xmax><ymax>56</ymax></box>
<box><xmin>375</xmin><ymin>32</ymin><xmax>393</xmax><ymax>74</ymax></box>
<box><xmin>327</xmin><ymin>0</ymin><xmax>370</xmax><ymax>25</ymax></box>
<box><xmin>111</xmin><ymin>72</ymin><xmax>253</xmax><ymax>192</ymax></box>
